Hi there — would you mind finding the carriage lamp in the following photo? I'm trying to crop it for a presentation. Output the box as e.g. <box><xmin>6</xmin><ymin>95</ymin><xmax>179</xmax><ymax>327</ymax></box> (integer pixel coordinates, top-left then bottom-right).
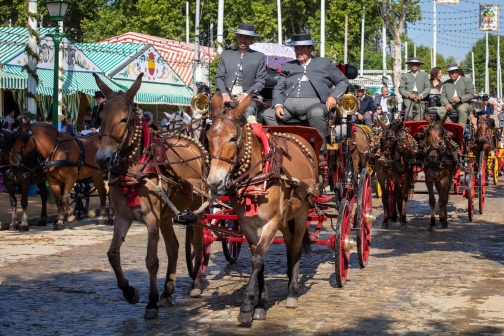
<box><xmin>45</xmin><ymin>0</ymin><xmax>70</xmax><ymax>127</ymax></box>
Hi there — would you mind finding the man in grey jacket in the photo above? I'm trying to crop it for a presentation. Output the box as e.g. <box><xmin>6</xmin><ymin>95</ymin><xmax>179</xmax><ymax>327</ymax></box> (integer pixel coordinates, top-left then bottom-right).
<box><xmin>399</xmin><ymin>57</ymin><xmax>430</xmax><ymax>120</ymax></box>
<box><xmin>263</xmin><ymin>33</ymin><xmax>349</xmax><ymax>157</ymax></box>
<box><xmin>215</xmin><ymin>23</ymin><xmax>267</xmax><ymax>119</ymax></box>
<box><xmin>437</xmin><ymin>63</ymin><xmax>475</xmax><ymax>126</ymax></box>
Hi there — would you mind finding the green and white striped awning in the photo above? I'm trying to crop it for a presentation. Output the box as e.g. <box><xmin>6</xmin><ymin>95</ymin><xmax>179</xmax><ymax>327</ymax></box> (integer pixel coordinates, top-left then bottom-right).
<box><xmin>114</xmin><ymin>79</ymin><xmax>193</xmax><ymax>106</ymax></box>
<box><xmin>0</xmin><ymin>68</ymin><xmax>26</xmax><ymax>89</ymax></box>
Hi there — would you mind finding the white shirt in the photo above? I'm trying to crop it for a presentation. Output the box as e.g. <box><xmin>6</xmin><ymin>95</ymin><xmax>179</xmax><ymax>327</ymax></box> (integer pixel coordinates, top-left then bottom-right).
<box><xmin>380</xmin><ymin>95</ymin><xmax>389</xmax><ymax>113</ymax></box>
<box><xmin>453</xmin><ymin>77</ymin><xmax>460</xmax><ymax>98</ymax></box>
<box><xmin>411</xmin><ymin>71</ymin><xmax>418</xmax><ymax>92</ymax></box>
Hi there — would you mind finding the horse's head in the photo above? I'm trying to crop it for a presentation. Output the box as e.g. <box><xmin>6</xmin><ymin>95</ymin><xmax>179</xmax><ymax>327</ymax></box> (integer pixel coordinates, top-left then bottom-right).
<box><xmin>93</xmin><ymin>73</ymin><xmax>143</xmax><ymax>171</ymax></box>
<box><xmin>206</xmin><ymin>90</ymin><xmax>253</xmax><ymax>195</ymax></box>
<box><xmin>424</xmin><ymin>112</ymin><xmax>448</xmax><ymax>163</ymax></box>
<box><xmin>377</xmin><ymin>116</ymin><xmax>403</xmax><ymax>169</ymax></box>
<box><xmin>10</xmin><ymin>120</ymin><xmax>34</xmax><ymax>166</ymax></box>
<box><xmin>476</xmin><ymin>115</ymin><xmax>490</xmax><ymax>142</ymax></box>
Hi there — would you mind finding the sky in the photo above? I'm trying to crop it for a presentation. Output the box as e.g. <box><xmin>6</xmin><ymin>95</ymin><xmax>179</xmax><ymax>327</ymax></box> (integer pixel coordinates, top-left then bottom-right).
<box><xmin>407</xmin><ymin>0</ymin><xmax>503</xmax><ymax>60</ymax></box>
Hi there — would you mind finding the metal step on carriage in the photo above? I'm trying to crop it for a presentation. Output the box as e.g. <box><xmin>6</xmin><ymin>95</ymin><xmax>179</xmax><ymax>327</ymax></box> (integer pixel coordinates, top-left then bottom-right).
<box><xmin>181</xmin><ymin>64</ymin><xmax>376</xmax><ymax>287</ymax></box>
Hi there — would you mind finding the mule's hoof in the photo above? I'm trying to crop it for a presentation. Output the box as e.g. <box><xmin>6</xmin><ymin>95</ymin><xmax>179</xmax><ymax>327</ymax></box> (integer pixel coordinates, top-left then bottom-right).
<box><xmin>53</xmin><ymin>223</ymin><xmax>65</xmax><ymax>231</ymax></box>
<box><xmin>36</xmin><ymin>219</ymin><xmax>47</xmax><ymax>227</ymax></box>
<box><xmin>106</xmin><ymin>219</ymin><xmax>114</xmax><ymax>225</ymax></box>
<box><xmin>189</xmin><ymin>288</ymin><xmax>202</xmax><ymax>298</ymax></box>
<box><xmin>96</xmin><ymin>217</ymin><xmax>107</xmax><ymax>225</ymax></box>
<box><xmin>253</xmin><ymin>308</ymin><xmax>267</xmax><ymax>320</ymax></box>
<box><xmin>390</xmin><ymin>215</ymin><xmax>398</xmax><ymax>222</ymax></box>
<box><xmin>237</xmin><ymin>310</ymin><xmax>253</xmax><ymax>324</ymax></box>
<box><xmin>429</xmin><ymin>225</ymin><xmax>435</xmax><ymax>232</ymax></box>
<box><xmin>9</xmin><ymin>223</ymin><xmax>19</xmax><ymax>231</ymax></box>
<box><xmin>441</xmin><ymin>222</ymin><xmax>448</xmax><ymax>229</ymax></box>
<box><xmin>158</xmin><ymin>295</ymin><xmax>173</xmax><ymax>308</ymax></box>
<box><xmin>286</xmin><ymin>296</ymin><xmax>298</xmax><ymax>308</ymax></box>
<box><xmin>144</xmin><ymin>308</ymin><xmax>158</xmax><ymax>319</ymax></box>
<box><xmin>124</xmin><ymin>286</ymin><xmax>139</xmax><ymax>304</ymax></box>
<box><xmin>19</xmin><ymin>224</ymin><xmax>30</xmax><ymax>232</ymax></box>
<box><xmin>0</xmin><ymin>222</ymin><xmax>10</xmax><ymax>230</ymax></box>
<box><xmin>381</xmin><ymin>222</ymin><xmax>389</xmax><ymax>229</ymax></box>
<box><xmin>68</xmin><ymin>219</ymin><xmax>77</xmax><ymax>230</ymax></box>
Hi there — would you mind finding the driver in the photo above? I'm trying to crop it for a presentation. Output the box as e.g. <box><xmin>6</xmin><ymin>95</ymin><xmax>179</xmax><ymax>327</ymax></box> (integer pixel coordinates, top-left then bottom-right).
<box><xmin>262</xmin><ymin>33</ymin><xmax>349</xmax><ymax>161</ymax></box>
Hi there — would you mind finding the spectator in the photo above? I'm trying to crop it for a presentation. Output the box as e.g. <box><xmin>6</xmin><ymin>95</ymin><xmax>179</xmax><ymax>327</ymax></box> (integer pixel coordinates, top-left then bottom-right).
<box><xmin>5</xmin><ymin>110</ymin><xmax>15</xmax><ymax>129</ymax></box>
<box><xmin>62</xmin><ymin>116</ymin><xmax>76</xmax><ymax>136</ymax></box>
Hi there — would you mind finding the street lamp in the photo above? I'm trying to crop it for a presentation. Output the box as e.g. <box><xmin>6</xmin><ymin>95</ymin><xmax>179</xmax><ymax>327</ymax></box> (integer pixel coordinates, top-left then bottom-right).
<box><xmin>45</xmin><ymin>0</ymin><xmax>70</xmax><ymax>127</ymax></box>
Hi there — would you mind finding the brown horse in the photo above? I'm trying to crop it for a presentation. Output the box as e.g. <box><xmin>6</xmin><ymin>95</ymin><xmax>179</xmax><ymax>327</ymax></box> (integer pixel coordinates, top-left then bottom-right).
<box><xmin>422</xmin><ymin>113</ymin><xmax>459</xmax><ymax>230</ymax></box>
<box><xmin>10</xmin><ymin>122</ymin><xmax>108</xmax><ymax>230</ymax></box>
<box><xmin>472</xmin><ymin>115</ymin><xmax>493</xmax><ymax>174</ymax></box>
<box><xmin>374</xmin><ymin>118</ymin><xmax>417</xmax><ymax>228</ymax></box>
<box><xmin>0</xmin><ymin>128</ymin><xmax>48</xmax><ymax>231</ymax></box>
<box><xmin>206</xmin><ymin>91</ymin><xmax>317</xmax><ymax>323</ymax></box>
<box><xmin>93</xmin><ymin>73</ymin><xmax>207</xmax><ymax>319</ymax></box>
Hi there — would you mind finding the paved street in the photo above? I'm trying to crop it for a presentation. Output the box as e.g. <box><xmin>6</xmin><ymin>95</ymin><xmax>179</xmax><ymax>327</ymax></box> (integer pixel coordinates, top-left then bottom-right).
<box><xmin>1</xmin><ymin>182</ymin><xmax>504</xmax><ymax>335</ymax></box>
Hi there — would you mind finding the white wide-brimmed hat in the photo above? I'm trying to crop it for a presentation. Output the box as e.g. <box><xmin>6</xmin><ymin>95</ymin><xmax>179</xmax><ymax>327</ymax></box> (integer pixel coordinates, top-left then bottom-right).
<box><xmin>447</xmin><ymin>63</ymin><xmax>461</xmax><ymax>72</ymax></box>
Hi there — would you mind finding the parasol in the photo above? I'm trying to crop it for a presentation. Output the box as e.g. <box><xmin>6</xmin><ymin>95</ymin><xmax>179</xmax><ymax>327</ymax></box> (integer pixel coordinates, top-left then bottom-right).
<box><xmin>250</xmin><ymin>43</ymin><xmax>295</xmax><ymax>70</ymax></box>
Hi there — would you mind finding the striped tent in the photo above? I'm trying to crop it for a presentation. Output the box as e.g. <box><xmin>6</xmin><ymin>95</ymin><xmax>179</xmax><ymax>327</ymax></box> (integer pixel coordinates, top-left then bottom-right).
<box><xmin>0</xmin><ymin>68</ymin><xmax>26</xmax><ymax>89</ymax></box>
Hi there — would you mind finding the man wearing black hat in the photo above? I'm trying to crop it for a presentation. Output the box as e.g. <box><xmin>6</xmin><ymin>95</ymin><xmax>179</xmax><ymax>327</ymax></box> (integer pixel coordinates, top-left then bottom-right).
<box><xmin>480</xmin><ymin>94</ymin><xmax>494</xmax><ymax>118</ymax></box>
<box><xmin>437</xmin><ymin>63</ymin><xmax>474</xmax><ymax>126</ymax></box>
<box><xmin>215</xmin><ymin>23</ymin><xmax>267</xmax><ymax>119</ymax></box>
<box><xmin>399</xmin><ymin>57</ymin><xmax>430</xmax><ymax>120</ymax></box>
<box><xmin>263</xmin><ymin>33</ymin><xmax>349</xmax><ymax>158</ymax></box>
<box><xmin>91</xmin><ymin>91</ymin><xmax>106</xmax><ymax>128</ymax></box>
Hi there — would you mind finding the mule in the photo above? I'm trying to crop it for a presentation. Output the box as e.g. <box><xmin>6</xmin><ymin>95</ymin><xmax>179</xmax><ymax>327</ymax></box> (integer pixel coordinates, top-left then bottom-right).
<box><xmin>374</xmin><ymin>118</ymin><xmax>417</xmax><ymax>228</ymax></box>
<box><xmin>0</xmin><ymin>128</ymin><xmax>47</xmax><ymax>231</ymax></box>
<box><xmin>93</xmin><ymin>73</ymin><xmax>207</xmax><ymax>319</ymax></box>
<box><xmin>423</xmin><ymin>113</ymin><xmax>459</xmax><ymax>230</ymax></box>
<box><xmin>472</xmin><ymin>115</ymin><xmax>493</xmax><ymax>176</ymax></box>
<box><xmin>206</xmin><ymin>90</ymin><xmax>318</xmax><ymax>323</ymax></box>
<box><xmin>10</xmin><ymin>122</ymin><xmax>108</xmax><ymax>230</ymax></box>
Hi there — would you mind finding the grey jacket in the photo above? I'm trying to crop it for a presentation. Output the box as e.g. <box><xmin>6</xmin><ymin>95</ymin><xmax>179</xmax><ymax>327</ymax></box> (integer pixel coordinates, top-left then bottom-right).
<box><xmin>498</xmin><ymin>112</ymin><xmax>504</xmax><ymax>128</ymax></box>
<box><xmin>272</xmin><ymin>57</ymin><xmax>349</xmax><ymax>107</ymax></box>
<box><xmin>399</xmin><ymin>71</ymin><xmax>430</xmax><ymax>99</ymax></box>
<box><xmin>440</xmin><ymin>76</ymin><xmax>474</xmax><ymax>106</ymax></box>
<box><xmin>215</xmin><ymin>48</ymin><xmax>267</xmax><ymax>96</ymax></box>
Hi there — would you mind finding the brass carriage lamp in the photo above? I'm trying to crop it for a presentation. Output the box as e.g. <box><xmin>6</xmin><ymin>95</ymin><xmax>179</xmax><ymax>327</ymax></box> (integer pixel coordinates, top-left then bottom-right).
<box><xmin>45</xmin><ymin>0</ymin><xmax>70</xmax><ymax>126</ymax></box>
<box><xmin>45</xmin><ymin>0</ymin><xmax>70</xmax><ymax>21</ymax></box>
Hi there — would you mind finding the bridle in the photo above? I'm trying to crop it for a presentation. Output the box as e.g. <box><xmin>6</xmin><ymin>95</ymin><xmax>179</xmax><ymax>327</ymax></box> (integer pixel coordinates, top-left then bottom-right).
<box><xmin>10</xmin><ymin>126</ymin><xmax>36</xmax><ymax>162</ymax></box>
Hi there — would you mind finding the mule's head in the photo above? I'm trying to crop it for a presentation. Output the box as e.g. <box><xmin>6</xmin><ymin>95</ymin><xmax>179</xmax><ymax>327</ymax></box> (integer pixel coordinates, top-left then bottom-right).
<box><xmin>476</xmin><ymin>115</ymin><xmax>490</xmax><ymax>141</ymax></box>
<box><xmin>10</xmin><ymin>120</ymin><xmax>34</xmax><ymax>166</ymax></box>
<box><xmin>206</xmin><ymin>90</ymin><xmax>253</xmax><ymax>195</ymax></box>
<box><xmin>377</xmin><ymin>117</ymin><xmax>403</xmax><ymax>169</ymax></box>
<box><xmin>424</xmin><ymin>112</ymin><xmax>448</xmax><ymax>163</ymax></box>
<box><xmin>93</xmin><ymin>73</ymin><xmax>143</xmax><ymax>171</ymax></box>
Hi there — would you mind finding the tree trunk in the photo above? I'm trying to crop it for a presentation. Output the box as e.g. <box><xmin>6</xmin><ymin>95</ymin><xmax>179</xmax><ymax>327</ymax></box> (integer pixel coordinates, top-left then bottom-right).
<box><xmin>392</xmin><ymin>33</ymin><xmax>402</xmax><ymax>103</ymax></box>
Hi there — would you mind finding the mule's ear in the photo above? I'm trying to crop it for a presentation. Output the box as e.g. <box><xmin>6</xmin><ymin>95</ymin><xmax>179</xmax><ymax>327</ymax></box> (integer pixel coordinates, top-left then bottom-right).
<box><xmin>424</xmin><ymin>112</ymin><xmax>432</xmax><ymax>124</ymax></box>
<box><xmin>92</xmin><ymin>73</ymin><xmax>114</xmax><ymax>98</ymax></box>
<box><xmin>212</xmin><ymin>90</ymin><xmax>224</xmax><ymax>117</ymax></box>
<box><xmin>231</xmin><ymin>92</ymin><xmax>253</xmax><ymax>119</ymax></box>
<box><xmin>376</xmin><ymin>115</ymin><xmax>388</xmax><ymax>130</ymax></box>
<box><xmin>125</xmin><ymin>73</ymin><xmax>143</xmax><ymax>102</ymax></box>
<box><xmin>439</xmin><ymin>110</ymin><xmax>449</xmax><ymax>126</ymax></box>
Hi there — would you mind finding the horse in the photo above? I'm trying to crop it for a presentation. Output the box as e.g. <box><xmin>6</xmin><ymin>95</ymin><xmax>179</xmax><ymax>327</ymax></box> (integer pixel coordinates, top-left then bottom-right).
<box><xmin>10</xmin><ymin>122</ymin><xmax>108</xmax><ymax>230</ymax></box>
<box><xmin>93</xmin><ymin>73</ymin><xmax>207</xmax><ymax>319</ymax></box>
<box><xmin>422</xmin><ymin>112</ymin><xmax>459</xmax><ymax>230</ymax></box>
<box><xmin>206</xmin><ymin>90</ymin><xmax>319</xmax><ymax>323</ymax></box>
<box><xmin>472</xmin><ymin>115</ymin><xmax>493</xmax><ymax>175</ymax></box>
<box><xmin>374</xmin><ymin>117</ymin><xmax>417</xmax><ymax>228</ymax></box>
<box><xmin>0</xmin><ymin>128</ymin><xmax>48</xmax><ymax>231</ymax></box>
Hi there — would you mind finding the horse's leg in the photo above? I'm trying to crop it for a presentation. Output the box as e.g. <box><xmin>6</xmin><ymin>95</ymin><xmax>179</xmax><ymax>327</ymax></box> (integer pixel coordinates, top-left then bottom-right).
<box><xmin>400</xmin><ymin>169</ymin><xmax>413</xmax><ymax>225</ymax></box>
<box><xmin>376</xmin><ymin>171</ymin><xmax>389</xmax><ymax>228</ymax></box>
<box><xmin>49</xmin><ymin>180</ymin><xmax>65</xmax><ymax>230</ymax></box>
<box><xmin>438</xmin><ymin>174</ymin><xmax>452</xmax><ymax>228</ymax></box>
<box><xmin>91</xmin><ymin>172</ymin><xmax>107</xmax><ymax>225</ymax></box>
<box><xmin>62</xmin><ymin>176</ymin><xmax>78</xmax><ymax>230</ymax></box>
<box><xmin>238</xmin><ymin>221</ymin><xmax>277</xmax><ymax>323</ymax></box>
<box><xmin>426</xmin><ymin>180</ymin><xmax>436</xmax><ymax>231</ymax></box>
<box><xmin>189</xmin><ymin>225</ymin><xmax>204</xmax><ymax>298</ymax></box>
<box><xmin>6</xmin><ymin>180</ymin><xmax>19</xmax><ymax>231</ymax></box>
<box><xmin>144</xmin><ymin>210</ymin><xmax>161</xmax><ymax>319</ymax></box>
<box><xmin>159</xmin><ymin>212</ymin><xmax>179</xmax><ymax>308</ymax></box>
<box><xmin>37</xmin><ymin>181</ymin><xmax>48</xmax><ymax>226</ymax></box>
<box><xmin>18</xmin><ymin>178</ymin><xmax>30</xmax><ymax>231</ymax></box>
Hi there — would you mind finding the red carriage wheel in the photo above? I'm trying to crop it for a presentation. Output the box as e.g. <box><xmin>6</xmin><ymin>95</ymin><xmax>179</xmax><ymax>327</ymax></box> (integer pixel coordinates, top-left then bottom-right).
<box><xmin>220</xmin><ymin>220</ymin><xmax>242</xmax><ymax>263</ymax></box>
<box><xmin>355</xmin><ymin>169</ymin><xmax>373</xmax><ymax>268</ymax></box>
<box><xmin>467</xmin><ymin>167</ymin><xmax>474</xmax><ymax>222</ymax></box>
<box><xmin>185</xmin><ymin>225</ymin><xmax>211</xmax><ymax>280</ymax></box>
<box><xmin>478</xmin><ymin>152</ymin><xmax>486</xmax><ymax>214</ymax></box>
<box><xmin>335</xmin><ymin>200</ymin><xmax>352</xmax><ymax>287</ymax></box>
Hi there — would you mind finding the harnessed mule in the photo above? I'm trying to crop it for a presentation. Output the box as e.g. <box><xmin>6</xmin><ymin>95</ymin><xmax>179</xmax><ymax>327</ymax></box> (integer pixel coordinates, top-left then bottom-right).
<box><xmin>93</xmin><ymin>73</ymin><xmax>208</xmax><ymax>320</ymax></box>
<box><xmin>206</xmin><ymin>90</ymin><xmax>318</xmax><ymax>323</ymax></box>
<box><xmin>10</xmin><ymin>122</ymin><xmax>108</xmax><ymax>230</ymax></box>
<box><xmin>421</xmin><ymin>113</ymin><xmax>459</xmax><ymax>230</ymax></box>
<box><xmin>0</xmin><ymin>128</ymin><xmax>48</xmax><ymax>231</ymax></box>
<box><xmin>471</xmin><ymin>115</ymin><xmax>493</xmax><ymax>178</ymax></box>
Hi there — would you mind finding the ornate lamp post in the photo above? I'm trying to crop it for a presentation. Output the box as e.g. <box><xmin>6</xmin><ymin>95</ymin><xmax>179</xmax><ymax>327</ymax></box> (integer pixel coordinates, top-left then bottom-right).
<box><xmin>45</xmin><ymin>0</ymin><xmax>70</xmax><ymax>126</ymax></box>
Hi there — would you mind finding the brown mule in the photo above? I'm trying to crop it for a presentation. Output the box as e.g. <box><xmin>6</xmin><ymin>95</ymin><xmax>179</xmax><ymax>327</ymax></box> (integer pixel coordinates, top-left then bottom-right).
<box><xmin>374</xmin><ymin>118</ymin><xmax>417</xmax><ymax>228</ymax></box>
<box><xmin>93</xmin><ymin>73</ymin><xmax>207</xmax><ymax>320</ymax></box>
<box><xmin>423</xmin><ymin>112</ymin><xmax>458</xmax><ymax>230</ymax></box>
<box><xmin>206</xmin><ymin>91</ymin><xmax>317</xmax><ymax>323</ymax></box>
<box><xmin>472</xmin><ymin>115</ymin><xmax>493</xmax><ymax>175</ymax></box>
<box><xmin>10</xmin><ymin>122</ymin><xmax>108</xmax><ymax>230</ymax></box>
<box><xmin>0</xmin><ymin>128</ymin><xmax>48</xmax><ymax>231</ymax></box>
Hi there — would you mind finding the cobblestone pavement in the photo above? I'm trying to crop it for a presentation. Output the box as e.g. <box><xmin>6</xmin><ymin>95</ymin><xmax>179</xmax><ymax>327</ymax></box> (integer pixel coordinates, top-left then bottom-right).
<box><xmin>1</xmin><ymin>182</ymin><xmax>504</xmax><ymax>335</ymax></box>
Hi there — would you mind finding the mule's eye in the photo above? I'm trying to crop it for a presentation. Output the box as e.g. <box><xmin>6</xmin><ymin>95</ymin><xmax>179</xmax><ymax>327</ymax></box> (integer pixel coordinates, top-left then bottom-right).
<box><xmin>229</xmin><ymin>136</ymin><xmax>238</xmax><ymax>143</ymax></box>
<box><xmin>120</xmin><ymin>118</ymin><xmax>127</xmax><ymax>123</ymax></box>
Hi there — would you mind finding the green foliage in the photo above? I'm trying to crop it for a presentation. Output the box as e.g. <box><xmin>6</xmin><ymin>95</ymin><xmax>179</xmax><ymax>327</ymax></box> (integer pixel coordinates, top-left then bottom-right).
<box><xmin>208</xmin><ymin>54</ymin><xmax>220</xmax><ymax>92</ymax></box>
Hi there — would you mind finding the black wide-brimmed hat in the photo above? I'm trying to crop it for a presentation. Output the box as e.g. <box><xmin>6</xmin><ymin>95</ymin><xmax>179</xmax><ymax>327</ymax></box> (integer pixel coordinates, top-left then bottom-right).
<box><xmin>286</xmin><ymin>33</ymin><xmax>321</xmax><ymax>46</ymax></box>
<box><xmin>94</xmin><ymin>91</ymin><xmax>105</xmax><ymax>99</ymax></box>
<box><xmin>405</xmin><ymin>57</ymin><xmax>424</xmax><ymax>65</ymax></box>
<box><xmin>229</xmin><ymin>23</ymin><xmax>262</xmax><ymax>37</ymax></box>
